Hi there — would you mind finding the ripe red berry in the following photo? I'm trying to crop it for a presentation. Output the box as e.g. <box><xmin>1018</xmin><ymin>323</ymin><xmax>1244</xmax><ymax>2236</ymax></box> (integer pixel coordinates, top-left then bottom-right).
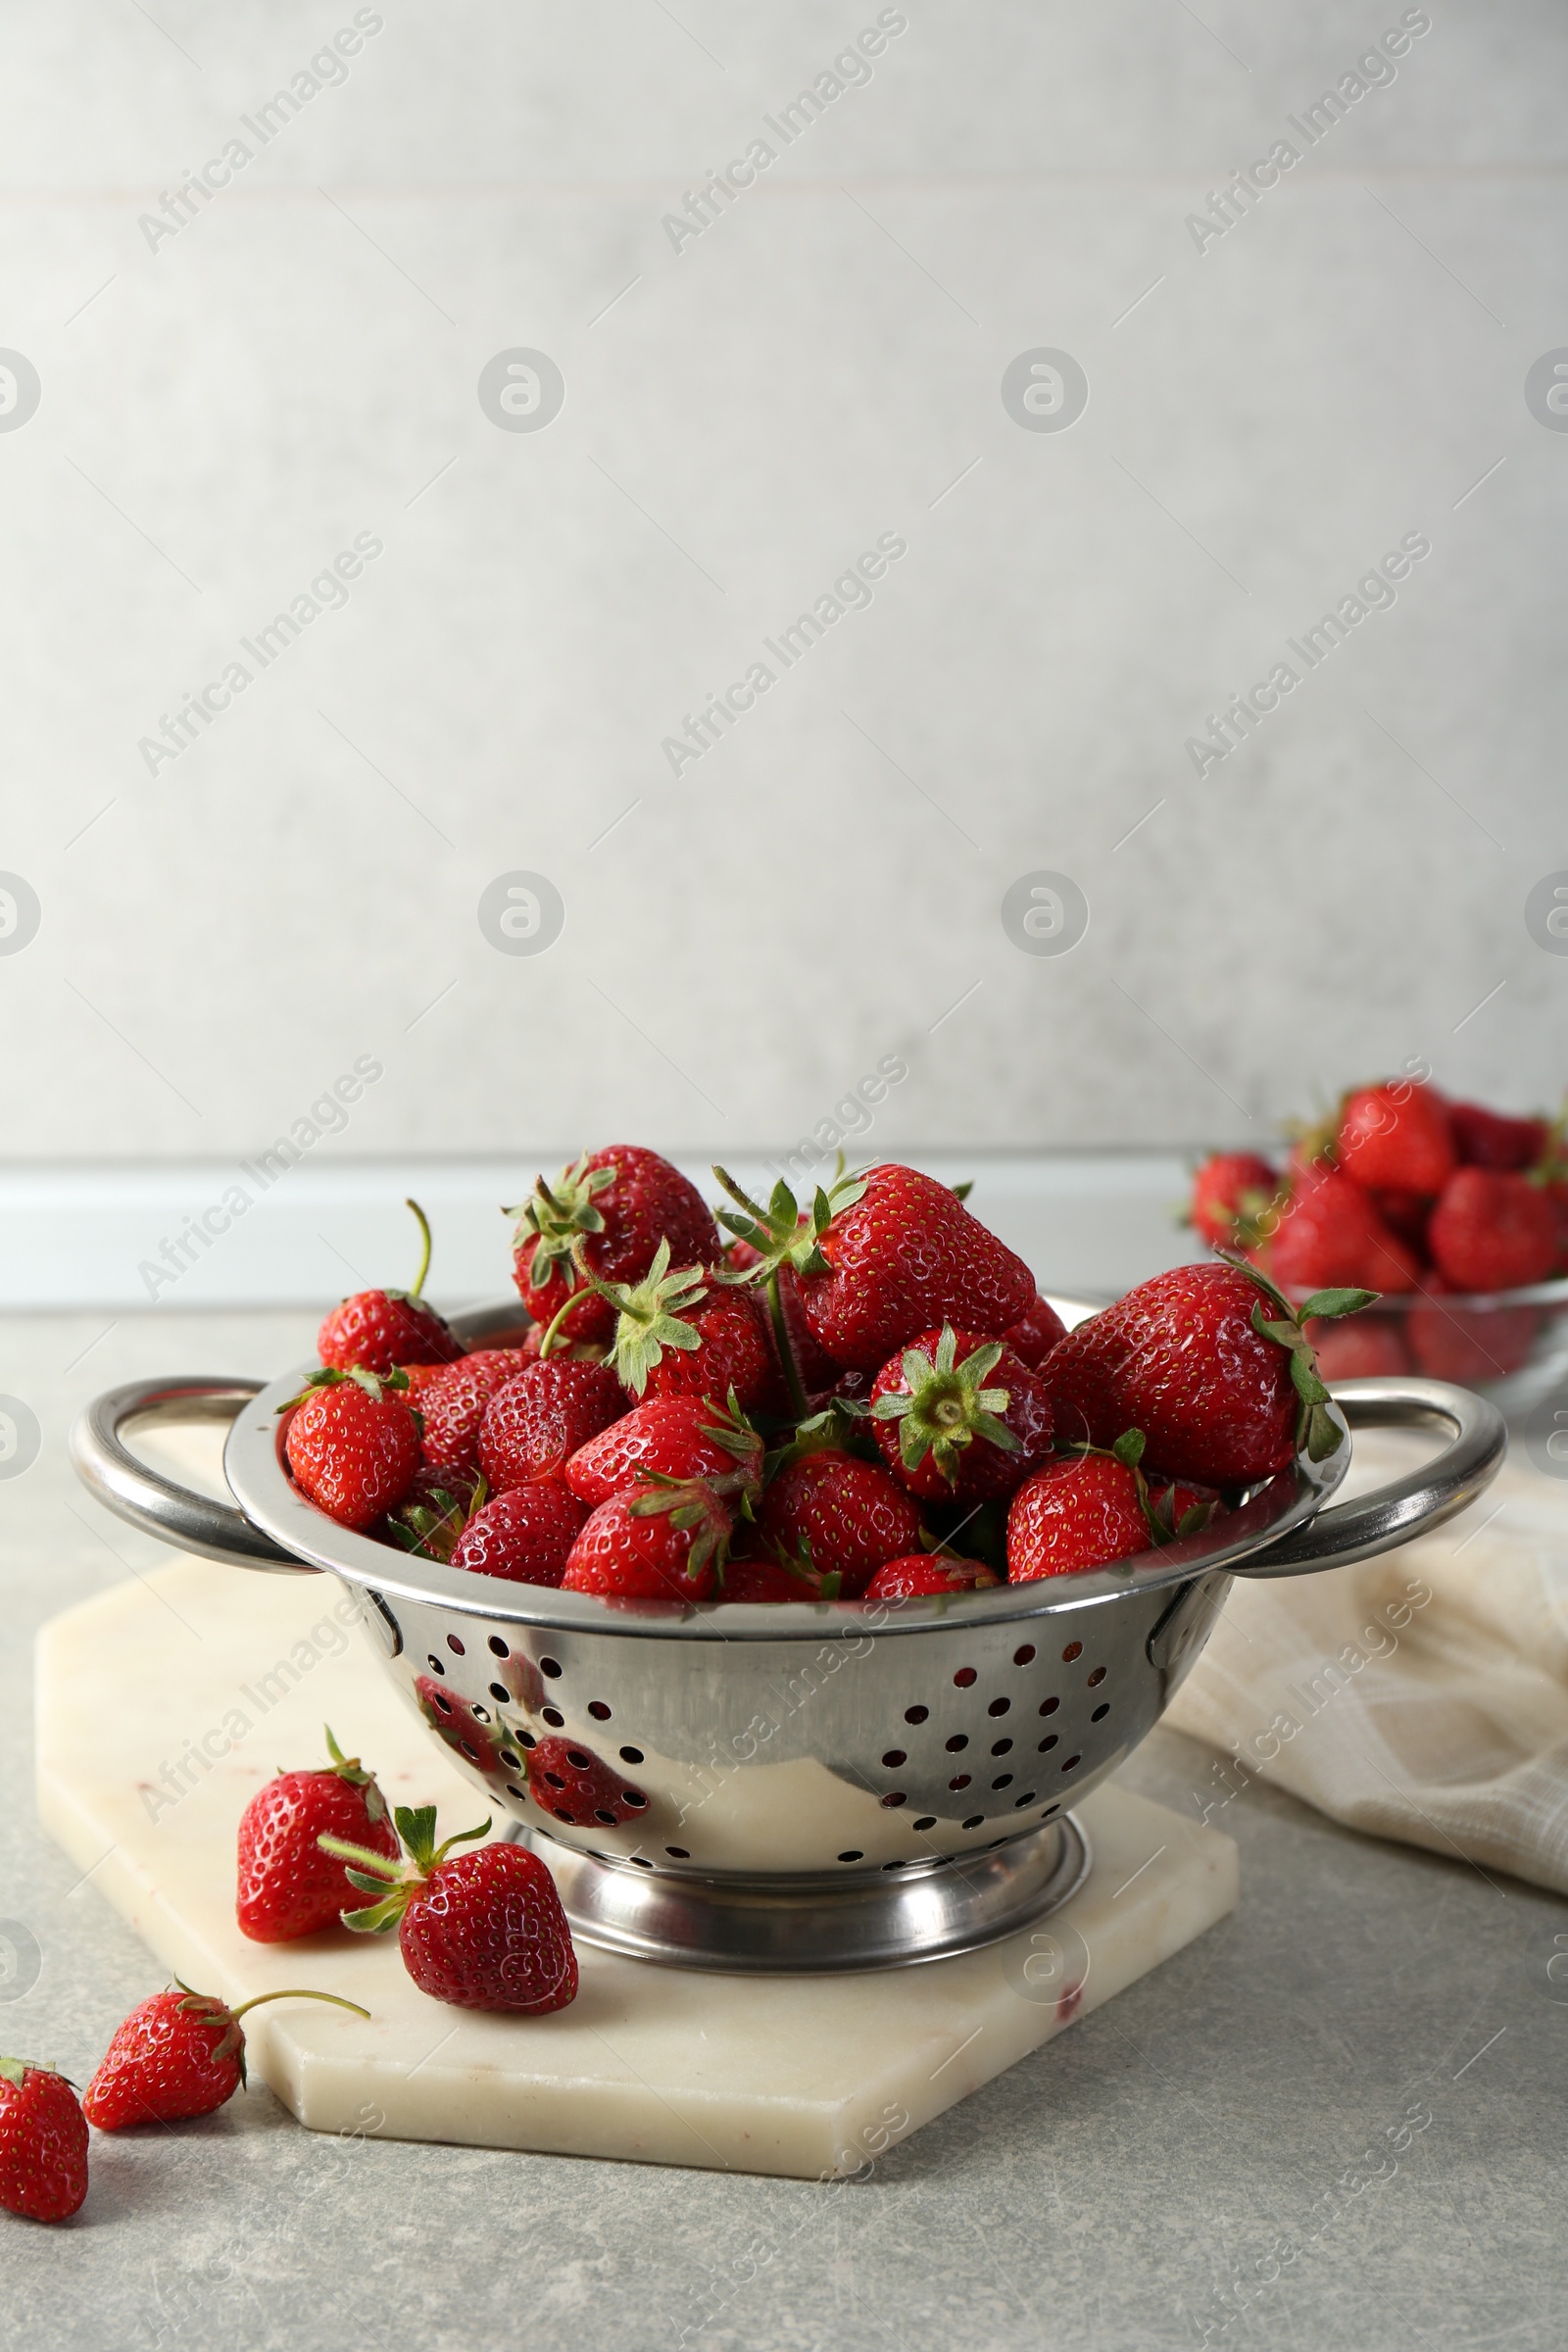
<box><xmin>0</xmin><ymin>2061</ymin><xmax>87</xmax><ymax>2223</ymax></box>
<box><xmin>1406</xmin><ymin>1301</ymin><xmax>1539</xmax><ymax>1384</ymax></box>
<box><xmin>477</xmin><ymin>1361</ymin><xmax>627</xmax><ymax>1492</ymax></box>
<box><xmin>526</xmin><ymin>1736</ymin><xmax>649</xmax><ymax>1829</ymax></box>
<box><xmin>1268</xmin><ymin>1169</ymin><xmax>1421</xmax><ymax>1296</ymax></box>
<box><xmin>1335</xmin><ymin>1084</ymin><xmax>1455</xmax><ymax>1198</ymax></box>
<box><xmin>564</xmin><ymin>1394</ymin><xmax>761</xmax><ymax>1507</ymax></box>
<box><xmin>1003</xmin><ymin>1293</ymin><xmax>1070</xmax><ymax>1370</ymax></box>
<box><xmin>322</xmin><ymin>1805</ymin><xmax>578</xmax><ymax>2016</ymax></box>
<box><xmin>862</xmin><ymin>1553</ymin><xmax>998</xmax><ymax>1599</ymax></box>
<box><xmin>868</xmin><ymin>1325</ymin><xmax>1054</xmax><ymax>1503</ymax></box>
<box><xmin>510</xmin><ymin>1147</ymin><xmax>719</xmax><ymax>1348</ymax></box>
<box><xmin>756</xmin><ymin>1446</ymin><xmax>924</xmax><ymax>1596</ymax></box>
<box><xmin>236</xmin><ymin>1727</ymin><xmax>400</xmax><ymax>1942</ymax></box>
<box><xmin>1185</xmin><ymin>1153</ymin><xmax>1284</xmax><ymax>1251</ymax></box>
<box><xmin>448</xmin><ymin>1484</ymin><xmax>587</xmax><ymax>1585</ymax></box>
<box><xmin>317</xmin><ymin>1200</ymin><xmax>465</xmax><ymax>1374</ymax></box>
<box><xmin>562</xmin><ymin>1483</ymin><xmax>731</xmax><ymax>1602</ymax></box>
<box><xmin>417</xmin><ymin>1348</ymin><xmax>532</xmax><ymax>1475</ymax></box>
<box><xmin>283</xmin><ymin>1368</ymin><xmax>422</xmax><ymax>1531</ymax></box>
<box><xmin>82</xmin><ymin>1984</ymin><xmax>368</xmax><ymax>2129</ymax></box>
<box><xmin>1427</xmin><ymin>1168</ymin><xmax>1558</xmax><ymax>1293</ymax></box>
<box><xmin>1007</xmin><ymin>1453</ymin><xmax>1152</xmax><ymax>1583</ymax></box>
<box><xmin>1447</xmin><ymin>1101</ymin><xmax>1548</xmax><ymax>1173</ymax></box>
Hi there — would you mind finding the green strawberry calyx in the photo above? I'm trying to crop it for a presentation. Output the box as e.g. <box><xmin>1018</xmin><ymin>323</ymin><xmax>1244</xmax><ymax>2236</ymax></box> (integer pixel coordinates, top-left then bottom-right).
<box><xmin>318</xmin><ymin>1724</ymin><xmax>389</xmax><ymax>1824</ymax></box>
<box><xmin>1220</xmin><ymin>1254</ymin><xmax>1378</xmax><ymax>1462</ymax></box>
<box><xmin>750</xmin><ymin>1529</ymin><xmax>843</xmax><ymax>1600</ymax></box>
<box><xmin>0</xmin><ymin>2057</ymin><xmax>71</xmax><ymax>2089</ymax></box>
<box><xmin>320</xmin><ymin>1804</ymin><xmax>492</xmax><ymax>1935</ymax></box>
<box><xmin>506</xmin><ymin>1153</ymin><xmax>616</xmax><ymax>1295</ymax></box>
<box><xmin>167</xmin><ymin>1980</ymin><xmax>370</xmax><ymax>2084</ymax></box>
<box><xmin>275</xmin><ymin>1364</ymin><xmax>415</xmax><ymax>1416</ymax></box>
<box><xmin>562</xmin><ymin>1236</ymin><xmax>708</xmax><ymax>1396</ymax></box>
<box><xmin>869</xmin><ymin>1323</ymin><xmax>1017</xmax><ymax>1487</ymax></box>
<box><xmin>625</xmin><ymin>1479</ymin><xmax>733</xmax><ymax>1582</ymax></box>
<box><xmin>383</xmin><ymin>1474</ymin><xmax>487</xmax><ymax>1563</ymax></box>
<box><xmin>709</xmin><ymin>1164</ymin><xmax>867</xmax><ymax>1285</ymax></box>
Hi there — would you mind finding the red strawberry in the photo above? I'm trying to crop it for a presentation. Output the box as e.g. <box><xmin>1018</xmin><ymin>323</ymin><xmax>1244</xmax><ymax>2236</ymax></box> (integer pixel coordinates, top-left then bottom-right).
<box><xmin>82</xmin><ymin>1984</ymin><xmax>367</xmax><ymax>2128</ymax></box>
<box><xmin>756</xmin><ymin>1446</ymin><xmax>924</xmax><ymax>1596</ymax></box>
<box><xmin>561</xmin><ymin>1483</ymin><xmax>730</xmax><ymax>1601</ymax></box>
<box><xmin>1044</xmin><ymin>1261</ymin><xmax>1368</xmax><ymax>1484</ymax></box>
<box><xmin>525</xmin><ymin>1736</ymin><xmax>649</xmax><ymax>1828</ymax></box>
<box><xmin>415</xmin><ymin>1675</ymin><xmax>506</xmax><ymax>1773</ymax></box>
<box><xmin>510</xmin><ymin>1147</ymin><xmax>719</xmax><ymax>1349</ymax></box>
<box><xmin>323</xmin><ymin>1804</ymin><xmax>577</xmax><ymax>2014</ymax></box>
<box><xmin>714</xmin><ymin>1163</ymin><xmax>1035</xmax><ymax>1374</ymax></box>
<box><xmin>1365</xmin><ymin>1187</ymin><xmax>1434</xmax><ymax>1262</ymax></box>
<box><xmin>236</xmin><ymin>1726</ymin><xmax>400</xmax><ymax>1943</ymax></box>
<box><xmin>399</xmin><ymin>1359</ymin><xmax>460</xmax><ymax>1400</ymax></box>
<box><xmin>564</xmin><ymin>1394</ymin><xmax>762</xmax><ymax>1507</ymax></box>
<box><xmin>477</xmin><ymin>1361</ymin><xmax>627</xmax><ymax>1493</ymax></box>
<box><xmin>868</xmin><ymin>1325</ymin><xmax>1054</xmax><ymax>1502</ymax></box>
<box><xmin>726</xmin><ymin>1234</ymin><xmax>844</xmax><ymax>1392</ymax></box>
<box><xmin>1007</xmin><ymin>1452</ymin><xmax>1152</xmax><ymax>1583</ymax></box>
<box><xmin>283</xmin><ymin>1368</ymin><xmax>421</xmax><ymax>1531</ymax></box>
<box><xmin>448</xmin><ymin>1484</ymin><xmax>587</xmax><ymax>1586</ymax></box>
<box><xmin>1407</xmin><ymin>1301</ymin><xmax>1539</xmax><ymax>1383</ymax></box>
<box><xmin>1144</xmin><ymin>1477</ymin><xmax>1227</xmax><ymax>1541</ymax></box>
<box><xmin>862</xmin><ymin>1553</ymin><xmax>999</xmax><ymax>1598</ymax></box>
<box><xmin>1185</xmin><ymin>1152</ymin><xmax>1283</xmax><ymax>1250</ymax></box>
<box><xmin>1448</xmin><ymin>1101</ymin><xmax>1548</xmax><ymax>1172</ymax></box>
<box><xmin>1269</xmin><ymin>1169</ymin><xmax>1421</xmax><ymax>1296</ymax></box>
<box><xmin>418</xmin><ymin>1348</ymin><xmax>532</xmax><ymax>1475</ymax></box>
<box><xmin>586</xmin><ymin>1242</ymin><xmax>777</xmax><ymax>1411</ymax></box>
<box><xmin>1427</xmin><ymin>1168</ymin><xmax>1558</xmax><ymax>1293</ymax></box>
<box><xmin>716</xmin><ymin>1553</ymin><xmax>832</xmax><ymax>1602</ymax></box>
<box><xmin>317</xmin><ymin>1200</ymin><xmax>466</xmax><ymax>1375</ymax></box>
<box><xmin>1335</xmin><ymin>1083</ymin><xmax>1455</xmax><ymax>1197</ymax></box>
<box><xmin>1546</xmin><ymin>1180</ymin><xmax>1568</xmax><ymax>1276</ymax></box>
<box><xmin>1003</xmin><ymin>1293</ymin><xmax>1070</xmax><ymax>1370</ymax></box>
<box><xmin>1303</xmin><ymin>1316</ymin><xmax>1413</xmax><ymax>1380</ymax></box>
<box><xmin>0</xmin><ymin>2061</ymin><xmax>87</xmax><ymax>2223</ymax></box>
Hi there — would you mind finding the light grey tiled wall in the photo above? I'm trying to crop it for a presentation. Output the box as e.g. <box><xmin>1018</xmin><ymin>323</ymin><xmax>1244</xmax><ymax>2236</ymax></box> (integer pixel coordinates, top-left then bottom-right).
<box><xmin>1</xmin><ymin>1</ymin><xmax>1563</xmax><ymax>1166</ymax></box>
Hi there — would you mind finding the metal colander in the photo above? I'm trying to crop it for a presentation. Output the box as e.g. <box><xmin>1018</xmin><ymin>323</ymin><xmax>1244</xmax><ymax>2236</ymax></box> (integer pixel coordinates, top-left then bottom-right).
<box><xmin>73</xmin><ymin>1298</ymin><xmax>1504</xmax><ymax>1972</ymax></box>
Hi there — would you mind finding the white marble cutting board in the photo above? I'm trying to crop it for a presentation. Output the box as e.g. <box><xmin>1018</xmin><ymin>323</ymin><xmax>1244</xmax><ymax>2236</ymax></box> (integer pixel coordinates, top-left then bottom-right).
<box><xmin>36</xmin><ymin>1554</ymin><xmax>1237</xmax><ymax>2180</ymax></box>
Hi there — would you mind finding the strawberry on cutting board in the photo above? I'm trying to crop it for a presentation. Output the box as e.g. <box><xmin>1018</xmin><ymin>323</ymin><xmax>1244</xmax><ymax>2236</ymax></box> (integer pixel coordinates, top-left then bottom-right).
<box><xmin>0</xmin><ymin>2060</ymin><xmax>88</xmax><ymax>2222</ymax></box>
<box><xmin>83</xmin><ymin>1984</ymin><xmax>368</xmax><ymax>2128</ymax></box>
<box><xmin>236</xmin><ymin>1726</ymin><xmax>401</xmax><ymax>1942</ymax></box>
<box><xmin>321</xmin><ymin>1804</ymin><xmax>578</xmax><ymax>2015</ymax></box>
<box><xmin>317</xmin><ymin>1200</ymin><xmax>466</xmax><ymax>1375</ymax></box>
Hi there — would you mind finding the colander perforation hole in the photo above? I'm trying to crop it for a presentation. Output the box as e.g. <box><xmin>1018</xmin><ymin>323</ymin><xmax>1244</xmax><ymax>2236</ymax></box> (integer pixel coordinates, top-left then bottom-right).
<box><xmin>992</xmin><ymin>1773</ymin><xmax>1013</xmax><ymax>1789</ymax></box>
<box><xmin>905</xmin><ymin>1704</ymin><xmax>929</xmax><ymax>1724</ymax></box>
<box><xmin>541</xmin><ymin>1706</ymin><xmax>564</xmax><ymax>1728</ymax></box>
<box><xmin>500</xmin><ymin>1748</ymin><xmax>520</xmax><ymax>1768</ymax></box>
<box><xmin>882</xmin><ymin>1748</ymin><xmax>907</xmax><ymax>1768</ymax></box>
<box><xmin>1013</xmin><ymin>1791</ymin><xmax>1037</xmax><ymax>1808</ymax></box>
<box><xmin>488</xmin><ymin>1636</ymin><xmax>510</xmax><ymax>1657</ymax></box>
<box><xmin>1039</xmin><ymin>1696</ymin><xmax>1059</xmax><ymax>1717</ymax></box>
<box><xmin>1038</xmin><ymin>1734</ymin><xmax>1058</xmax><ymax>1752</ymax></box>
<box><xmin>588</xmin><ymin>1700</ymin><xmax>612</xmax><ymax>1721</ymax></box>
<box><xmin>460</xmin><ymin>1742</ymin><xmax>479</xmax><ymax>1763</ymax></box>
<box><xmin>540</xmin><ymin>1657</ymin><xmax>563</xmax><ymax>1679</ymax></box>
<box><xmin>622</xmin><ymin>1790</ymin><xmax>648</xmax><ymax>1809</ymax></box>
<box><xmin>961</xmin><ymin>1814</ymin><xmax>984</xmax><ymax>1830</ymax></box>
<box><xmin>838</xmin><ymin>1849</ymin><xmax>863</xmax><ymax>1863</ymax></box>
<box><xmin>518</xmin><ymin>1731</ymin><xmax>537</xmax><ymax>1749</ymax></box>
<box><xmin>594</xmin><ymin>1809</ymin><xmax>615</xmax><ymax>1826</ymax></box>
<box><xmin>988</xmin><ymin>1696</ymin><xmax>1010</xmax><ymax>1717</ymax></box>
<box><xmin>950</xmin><ymin>1773</ymin><xmax>971</xmax><ymax>1790</ymax></box>
<box><xmin>1087</xmin><ymin>1666</ymin><xmax>1106</xmax><ymax>1687</ymax></box>
<box><xmin>954</xmin><ymin>1667</ymin><xmax>977</xmax><ymax>1688</ymax></box>
<box><xmin>945</xmin><ymin>1734</ymin><xmax>968</xmax><ymax>1753</ymax></box>
<box><xmin>913</xmin><ymin>1815</ymin><xmax>936</xmax><ymax>1832</ymax></box>
<box><xmin>1061</xmin><ymin>1753</ymin><xmax>1082</xmax><ymax>1773</ymax></box>
<box><xmin>1042</xmin><ymin>1802</ymin><xmax>1060</xmax><ymax>1818</ymax></box>
<box><xmin>1062</xmin><ymin>1641</ymin><xmax>1082</xmax><ymax>1662</ymax></box>
<box><xmin>543</xmin><ymin>1770</ymin><xmax>566</xmax><ymax>1789</ymax></box>
<box><xmin>470</xmin><ymin>1703</ymin><xmax>491</xmax><ymax>1724</ymax></box>
<box><xmin>429</xmin><ymin>1690</ymin><xmax>453</xmax><ymax>1717</ymax></box>
<box><xmin>619</xmin><ymin>1744</ymin><xmax>645</xmax><ymax>1765</ymax></box>
<box><xmin>488</xmin><ymin>1682</ymin><xmax>509</xmax><ymax>1704</ymax></box>
<box><xmin>1092</xmin><ymin>1702</ymin><xmax>1110</xmax><ymax>1722</ymax></box>
<box><xmin>629</xmin><ymin>1855</ymin><xmax>653</xmax><ymax>1868</ymax></box>
<box><xmin>566</xmin><ymin>1748</ymin><xmax>591</xmax><ymax>1769</ymax></box>
<box><xmin>446</xmin><ymin>1634</ymin><xmax>466</xmax><ymax>1655</ymax></box>
<box><xmin>666</xmin><ymin>1845</ymin><xmax>690</xmax><ymax>1859</ymax></box>
<box><xmin>1013</xmin><ymin>1643</ymin><xmax>1036</xmax><ymax>1666</ymax></box>
<box><xmin>991</xmin><ymin>1738</ymin><xmax>1012</xmax><ymax>1756</ymax></box>
<box><xmin>881</xmin><ymin>1791</ymin><xmax>906</xmax><ymax>1809</ymax></box>
<box><xmin>424</xmin><ymin>1655</ymin><xmax>446</xmax><ymax>1677</ymax></box>
<box><xmin>506</xmin><ymin>1782</ymin><xmax>526</xmax><ymax>1799</ymax></box>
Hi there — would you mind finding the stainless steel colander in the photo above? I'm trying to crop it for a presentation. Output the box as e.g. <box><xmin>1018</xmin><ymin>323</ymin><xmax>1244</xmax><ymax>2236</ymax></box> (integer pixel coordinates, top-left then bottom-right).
<box><xmin>72</xmin><ymin>1297</ymin><xmax>1504</xmax><ymax>1972</ymax></box>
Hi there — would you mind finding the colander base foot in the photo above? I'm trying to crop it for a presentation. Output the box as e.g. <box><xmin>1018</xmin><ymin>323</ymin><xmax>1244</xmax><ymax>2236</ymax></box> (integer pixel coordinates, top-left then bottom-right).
<box><xmin>526</xmin><ymin>1815</ymin><xmax>1092</xmax><ymax>1974</ymax></box>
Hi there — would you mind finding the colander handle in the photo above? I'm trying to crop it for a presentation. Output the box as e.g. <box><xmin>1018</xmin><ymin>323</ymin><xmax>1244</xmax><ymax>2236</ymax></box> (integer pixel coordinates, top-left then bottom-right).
<box><xmin>1232</xmin><ymin>1374</ymin><xmax>1506</xmax><ymax>1578</ymax></box>
<box><xmin>70</xmin><ymin>1377</ymin><xmax>312</xmax><ymax>1575</ymax></box>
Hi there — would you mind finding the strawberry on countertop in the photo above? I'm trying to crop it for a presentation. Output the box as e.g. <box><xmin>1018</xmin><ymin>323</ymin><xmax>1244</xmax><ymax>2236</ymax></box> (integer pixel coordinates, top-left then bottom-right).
<box><xmin>0</xmin><ymin>2061</ymin><xmax>88</xmax><ymax>2223</ymax></box>
<box><xmin>82</xmin><ymin>1984</ymin><xmax>368</xmax><ymax>2128</ymax></box>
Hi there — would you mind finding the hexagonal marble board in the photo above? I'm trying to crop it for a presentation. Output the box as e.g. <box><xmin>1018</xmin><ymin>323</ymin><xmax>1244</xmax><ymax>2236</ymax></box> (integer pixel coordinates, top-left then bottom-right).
<box><xmin>37</xmin><ymin>1554</ymin><xmax>1237</xmax><ymax>2180</ymax></box>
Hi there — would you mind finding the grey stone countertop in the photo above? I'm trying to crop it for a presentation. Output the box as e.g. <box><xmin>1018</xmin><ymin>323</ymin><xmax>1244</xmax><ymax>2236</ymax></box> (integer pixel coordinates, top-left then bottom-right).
<box><xmin>3</xmin><ymin>1308</ymin><xmax>1562</xmax><ymax>2352</ymax></box>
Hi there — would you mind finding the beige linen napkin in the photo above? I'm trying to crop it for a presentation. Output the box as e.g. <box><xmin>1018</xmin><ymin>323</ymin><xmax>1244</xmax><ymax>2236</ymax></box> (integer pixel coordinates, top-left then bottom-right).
<box><xmin>1164</xmin><ymin>1432</ymin><xmax>1568</xmax><ymax>1895</ymax></box>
